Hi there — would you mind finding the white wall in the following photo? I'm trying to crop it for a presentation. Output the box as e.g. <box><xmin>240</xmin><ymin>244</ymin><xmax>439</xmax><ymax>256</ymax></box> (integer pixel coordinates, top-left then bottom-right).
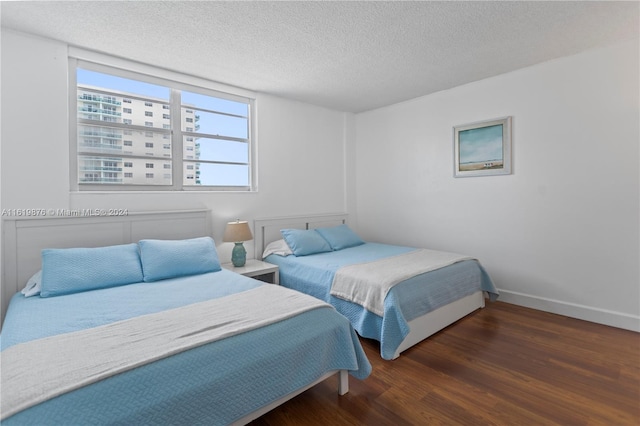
<box><xmin>352</xmin><ymin>38</ymin><xmax>639</xmax><ymax>331</ymax></box>
<box><xmin>1</xmin><ymin>30</ymin><xmax>350</xmax><ymax>266</ymax></box>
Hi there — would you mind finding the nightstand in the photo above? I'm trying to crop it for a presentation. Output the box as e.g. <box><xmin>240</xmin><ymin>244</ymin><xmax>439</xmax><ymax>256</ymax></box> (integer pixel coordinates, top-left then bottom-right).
<box><xmin>221</xmin><ymin>259</ymin><xmax>280</xmax><ymax>284</ymax></box>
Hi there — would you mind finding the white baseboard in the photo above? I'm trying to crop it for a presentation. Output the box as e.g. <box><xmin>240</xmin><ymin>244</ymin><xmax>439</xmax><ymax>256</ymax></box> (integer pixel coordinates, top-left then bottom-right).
<box><xmin>497</xmin><ymin>289</ymin><xmax>640</xmax><ymax>333</ymax></box>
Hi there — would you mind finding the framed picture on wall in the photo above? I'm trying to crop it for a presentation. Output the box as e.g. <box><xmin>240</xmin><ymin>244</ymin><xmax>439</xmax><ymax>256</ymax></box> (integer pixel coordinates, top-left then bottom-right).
<box><xmin>453</xmin><ymin>116</ymin><xmax>512</xmax><ymax>177</ymax></box>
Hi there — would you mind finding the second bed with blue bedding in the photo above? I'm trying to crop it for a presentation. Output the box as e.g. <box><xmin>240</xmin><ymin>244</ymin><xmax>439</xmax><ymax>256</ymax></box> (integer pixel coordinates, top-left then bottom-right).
<box><xmin>263</xmin><ymin>225</ymin><xmax>499</xmax><ymax>360</ymax></box>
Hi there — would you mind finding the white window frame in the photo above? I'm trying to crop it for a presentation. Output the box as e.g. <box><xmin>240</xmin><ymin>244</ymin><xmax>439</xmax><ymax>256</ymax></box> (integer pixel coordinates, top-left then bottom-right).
<box><xmin>69</xmin><ymin>49</ymin><xmax>257</xmax><ymax>192</ymax></box>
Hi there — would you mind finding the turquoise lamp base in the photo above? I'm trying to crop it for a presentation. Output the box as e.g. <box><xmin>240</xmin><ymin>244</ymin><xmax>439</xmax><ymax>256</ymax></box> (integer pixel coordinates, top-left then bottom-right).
<box><xmin>231</xmin><ymin>242</ymin><xmax>247</xmax><ymax>267</ymax></box>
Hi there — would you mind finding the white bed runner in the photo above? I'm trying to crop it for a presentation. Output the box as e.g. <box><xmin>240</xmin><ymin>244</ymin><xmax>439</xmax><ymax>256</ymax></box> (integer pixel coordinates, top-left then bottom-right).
<box><xmin>330</xmin><ymin>249</ymin><xmax>472</xmax><ymax>316</ymax></box>
<box><xmin>1</xmin><ymin>285</ymin><xmax>329</xmax><ymax>420</ymax></box>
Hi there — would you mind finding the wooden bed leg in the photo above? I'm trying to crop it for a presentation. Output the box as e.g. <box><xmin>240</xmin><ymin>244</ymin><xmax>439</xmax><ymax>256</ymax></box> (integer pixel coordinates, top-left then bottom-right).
<box><xmin>338</xmin><ymin>370</ymin><xmax>349</xmax><ymax>395</ymax></box>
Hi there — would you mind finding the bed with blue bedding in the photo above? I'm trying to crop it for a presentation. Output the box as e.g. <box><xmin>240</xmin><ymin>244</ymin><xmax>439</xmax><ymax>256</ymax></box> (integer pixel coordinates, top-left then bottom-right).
<box><xmin>0</xmin><ymin>235</ymin><xmax>371</xmax><ymax>425</ymax></box>
<box><xmin>259</xmin><ymin>221</ymin><xmax>499</xmax><ymax>360</ymax></box>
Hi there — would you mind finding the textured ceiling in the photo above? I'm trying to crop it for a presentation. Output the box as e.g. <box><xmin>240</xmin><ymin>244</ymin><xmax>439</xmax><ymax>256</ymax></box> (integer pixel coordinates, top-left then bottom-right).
<box><xmin>1</xmin><ymin>1</ymin><xmax>638</xmax><ymax>112</ymax></box>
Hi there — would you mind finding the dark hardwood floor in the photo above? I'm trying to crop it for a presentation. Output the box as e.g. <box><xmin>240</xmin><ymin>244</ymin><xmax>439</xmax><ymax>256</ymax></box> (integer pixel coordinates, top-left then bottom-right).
<box><xmin>250</xmin><ymin>301</ymin><xmax>640</xmax><ymax>425</ymax></box>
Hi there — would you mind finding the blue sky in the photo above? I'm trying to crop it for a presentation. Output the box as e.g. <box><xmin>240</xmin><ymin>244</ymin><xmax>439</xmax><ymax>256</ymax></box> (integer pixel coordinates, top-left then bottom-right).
<box><xmin>78</xmin><ymin>69</ymin><xmax>170</xmax><ymax>99</ymax></box>
<box><xmin>459</xmin><ymin>124</ymin><xmax>503</xmax><ymax>163</ymax></box>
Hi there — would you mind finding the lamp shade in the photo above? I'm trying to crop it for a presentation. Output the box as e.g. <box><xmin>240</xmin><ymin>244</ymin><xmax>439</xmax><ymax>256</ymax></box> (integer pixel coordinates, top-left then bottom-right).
<box><xmin>223</xmin><ymin>220</ymin><xmax>253</xmax><ymax>243</ymax></box>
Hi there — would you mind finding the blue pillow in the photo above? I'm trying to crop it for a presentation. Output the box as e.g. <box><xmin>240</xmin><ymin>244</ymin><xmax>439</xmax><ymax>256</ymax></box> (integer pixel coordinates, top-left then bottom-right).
<box><xmin>281</xmin><ymin>229</ymin><xmax>332</xmax><ymax>256</ymax></box>
<box><xmin>40</xmin><ymin>243</ymin><xmax>143</xmax><ymax>297</ymax></box>
<box><xmin>315</xmin><ymin>224</ymin><xmax>365</xmax><ymax>251</ymax></box>
<box><xmin>139</xmin><ymin>237</ymin><xmax>221</xmax><ymax>282</ymax></box>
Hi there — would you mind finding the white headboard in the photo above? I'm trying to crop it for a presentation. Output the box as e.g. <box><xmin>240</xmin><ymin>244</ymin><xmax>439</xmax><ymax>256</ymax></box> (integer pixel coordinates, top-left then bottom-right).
<box><xmin>1</xmin><ymin>209</ymin><xmax>211</xmax><ymax>324</ymax></box>
<box><xmin>254</xmin><ymin>213</ymin><xmax>348</xmax><ymax>260</ymax></box>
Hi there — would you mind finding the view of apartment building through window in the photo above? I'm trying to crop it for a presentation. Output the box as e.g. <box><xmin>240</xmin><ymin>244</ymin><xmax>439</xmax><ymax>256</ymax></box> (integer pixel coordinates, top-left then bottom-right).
<box><xmin>75</xmin><ymin>66</ymin><xmax>252</xmax><ymax>190</ymax></box>
<box><xmin>78</xmin><ymin>86</ymin><xmax>189</xmax><ymax>185</ymax></box>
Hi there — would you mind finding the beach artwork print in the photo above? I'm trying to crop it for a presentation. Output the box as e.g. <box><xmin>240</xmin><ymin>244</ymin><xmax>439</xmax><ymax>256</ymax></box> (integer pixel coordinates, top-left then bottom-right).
<box><xmin>454</xmin><ymin>116</ymin><xmax>512</xmax><ymax>177</ymax></box>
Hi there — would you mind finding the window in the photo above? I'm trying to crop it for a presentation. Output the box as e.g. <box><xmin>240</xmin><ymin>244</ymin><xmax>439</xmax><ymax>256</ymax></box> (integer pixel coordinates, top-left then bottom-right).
<box><xmin>79</xmin><ymin>157</ymin><xmax>122</xmax><ymax>183</ymax></box>
<box><xmin>73</xmin><ymin>60</ymin><xmax>253</xmax><ymax>191</ymax></box>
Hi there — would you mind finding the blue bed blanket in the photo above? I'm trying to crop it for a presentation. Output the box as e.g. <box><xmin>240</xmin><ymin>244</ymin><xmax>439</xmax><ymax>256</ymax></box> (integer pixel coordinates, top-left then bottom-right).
<box><xmin>1</xmin><ymin>269</ymin><xmax>371</xmax><ymax>425</ymax></box>
<box><xmin>266</xmin><ymin>243</ymin><xmax>498</xmax><ymax>360</ymax></box>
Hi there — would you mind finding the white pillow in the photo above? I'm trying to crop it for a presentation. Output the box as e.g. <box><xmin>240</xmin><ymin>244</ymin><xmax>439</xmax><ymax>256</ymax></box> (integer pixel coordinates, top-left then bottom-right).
<box><xmin>262</xmin><ymin>239</ymin><xmax>293</xmax><ymax>259</ymax></box>
<box><xmin>21</xmin><ymin>270</ymin><xmax>42</xmax><ymax>297</ymax></box>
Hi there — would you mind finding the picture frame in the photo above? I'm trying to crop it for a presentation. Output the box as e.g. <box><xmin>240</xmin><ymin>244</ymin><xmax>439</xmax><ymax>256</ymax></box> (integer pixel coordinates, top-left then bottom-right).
<box><xmin>453</xmin><ymin>116</ymin><xmax>512</xmax><ymax>177</ymax></box>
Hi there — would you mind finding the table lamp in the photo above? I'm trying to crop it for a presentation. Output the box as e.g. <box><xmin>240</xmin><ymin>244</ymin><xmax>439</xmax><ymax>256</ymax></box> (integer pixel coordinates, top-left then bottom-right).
<box><xmin>223</xmin><ymin>220</ymin><xmax>253</xmax><ymax>267</ymax></box>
